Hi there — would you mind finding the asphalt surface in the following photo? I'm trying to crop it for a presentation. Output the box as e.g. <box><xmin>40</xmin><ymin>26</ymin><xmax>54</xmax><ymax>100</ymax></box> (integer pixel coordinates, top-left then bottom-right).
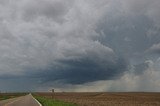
<box><xmin>0</xmin><ymin>94</ymin><xmax>41</xmax><ymax>106</ymax></box>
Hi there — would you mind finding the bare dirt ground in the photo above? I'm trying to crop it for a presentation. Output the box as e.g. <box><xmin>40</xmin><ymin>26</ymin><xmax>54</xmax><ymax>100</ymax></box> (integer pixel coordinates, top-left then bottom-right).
<box><xmin>35</xmin><ymin>92</ymin><xmax>160</xmax><ymax>106</ymax></box>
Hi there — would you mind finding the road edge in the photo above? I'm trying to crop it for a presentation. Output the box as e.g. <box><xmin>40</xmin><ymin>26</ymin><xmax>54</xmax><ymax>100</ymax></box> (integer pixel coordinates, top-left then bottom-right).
<box><xmin>30</xmin><ymin>94</ymin><xmax>42</xmax><ymax>106</ymax></box>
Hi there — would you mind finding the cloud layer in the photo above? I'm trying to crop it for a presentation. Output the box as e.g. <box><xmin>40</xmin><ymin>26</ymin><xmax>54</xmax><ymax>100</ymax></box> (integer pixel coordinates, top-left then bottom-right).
<box><xmin>0</xmin><ymin>0</ymin><xmax>160</xmax><ymax>92</ymax></box>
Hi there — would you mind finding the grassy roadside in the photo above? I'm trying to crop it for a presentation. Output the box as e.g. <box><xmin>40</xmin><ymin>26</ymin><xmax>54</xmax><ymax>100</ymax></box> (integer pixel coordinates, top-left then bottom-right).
<box><xmin>0</xmin><ymin>95</ymin><xmax>11</xmax><ymax>100</ymax></box>
<box><xmin>0</xmin><ymin>93</ymin><xmax>27</xmax><ymax>101</ymax></box>
<box><xmin>35</xmin><ymin>96</ymin><xmax>77</xmax><ymax>106</ymax></box>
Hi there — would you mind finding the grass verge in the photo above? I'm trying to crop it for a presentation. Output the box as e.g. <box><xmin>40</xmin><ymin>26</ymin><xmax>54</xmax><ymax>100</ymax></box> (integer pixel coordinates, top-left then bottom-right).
<box><xmin>35</xmin><ymin>96</ymin><xmax>77</xmax><ymax>106</ymax></box>
<box><xmin>0</xmin><ymin>93</ymin><xmax>27</xmax><ymax>101</ymax></box>
<box><xmin>0</xmin><ymin>96</ymin><xmax>10</xmax><ymax>100</ymax></box>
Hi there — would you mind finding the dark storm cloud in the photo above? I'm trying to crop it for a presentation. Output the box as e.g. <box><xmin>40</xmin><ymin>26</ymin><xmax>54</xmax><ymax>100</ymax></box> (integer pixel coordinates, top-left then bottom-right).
<box><xmin>96</xmin><ymin>8</ymin><xmax>160</xmax><ymax>59</ymax></box>
<box><xmin>38</xmin><ymin>54</ymin><xmax>128</xmax><ymax>84</ymax></box>
<box><xmin>133</xmin><ymin>62</ymin><xmax>149</xmax><ymax>75</ymax></box>
<box><xmin>0</xmin><ymin>0</ymin><xmax>160</xmax><ymax>91</ymax></box>
<box><xmin>146</xmin><ymin>43</ymin><xmax>160</xmax><ymax>55</ymax></box>
<box><xmin>19</xmin><ymin>39</ymin><xmax>128</xmax><ymax>84</ymax></box>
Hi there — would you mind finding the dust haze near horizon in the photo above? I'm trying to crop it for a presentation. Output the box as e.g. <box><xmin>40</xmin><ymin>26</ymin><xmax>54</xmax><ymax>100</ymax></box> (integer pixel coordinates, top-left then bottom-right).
<box><xmin>0</xmin><ymin>0</ymin><xmax>160</xmax><ymax>92</ymax></box>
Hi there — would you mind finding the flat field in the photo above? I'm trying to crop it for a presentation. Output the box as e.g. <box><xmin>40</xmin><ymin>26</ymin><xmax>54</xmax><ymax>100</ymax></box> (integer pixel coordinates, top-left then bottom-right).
<box><xmin>35</xmin><ymin>92</ymin><xmax>160</xmax><ymax>106</ymax></box>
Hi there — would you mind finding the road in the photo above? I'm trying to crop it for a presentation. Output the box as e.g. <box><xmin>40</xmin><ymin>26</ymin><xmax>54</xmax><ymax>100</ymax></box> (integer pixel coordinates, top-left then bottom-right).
<box><xmin>0</xmin><ymin>94</ymin><xmax>41</xmax><ymax>106</ymax></box>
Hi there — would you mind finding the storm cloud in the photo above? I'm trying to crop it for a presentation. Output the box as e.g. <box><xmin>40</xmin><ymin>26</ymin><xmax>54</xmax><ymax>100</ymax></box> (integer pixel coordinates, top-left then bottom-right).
<box><xmin>0</xmin><ymin>0</ymin><xmax>160</xmax><ymax>92</ymax></box>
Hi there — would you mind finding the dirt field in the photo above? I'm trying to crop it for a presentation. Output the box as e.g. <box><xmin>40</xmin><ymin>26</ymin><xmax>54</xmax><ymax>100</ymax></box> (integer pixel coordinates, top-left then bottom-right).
<box><xmin>35</xmin><ymin>92</ymin><xmax>160</xmax><ymax>106</ymax></box>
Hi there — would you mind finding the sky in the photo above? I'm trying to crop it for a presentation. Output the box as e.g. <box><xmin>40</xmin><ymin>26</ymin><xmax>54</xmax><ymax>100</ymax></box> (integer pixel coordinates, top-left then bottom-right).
<box><xmin>0</xmin><ymin>0</ymin><xmax>160</xmax><ymax>92</ymax></box>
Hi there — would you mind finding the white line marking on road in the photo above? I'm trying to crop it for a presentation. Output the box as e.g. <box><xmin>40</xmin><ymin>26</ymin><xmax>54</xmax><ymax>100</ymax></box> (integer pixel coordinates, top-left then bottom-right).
<box><xmin>30</xmin><ymin>94</ymin><xmax>42</xmax><ymax>106</ymax></box>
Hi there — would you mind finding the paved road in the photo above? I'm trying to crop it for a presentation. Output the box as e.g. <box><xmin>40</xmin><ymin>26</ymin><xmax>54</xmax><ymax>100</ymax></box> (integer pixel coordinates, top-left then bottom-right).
<box><xmin>0</xmin><ymin>94</ymin><xmax>41</xmax><ymax>106</ymax></box>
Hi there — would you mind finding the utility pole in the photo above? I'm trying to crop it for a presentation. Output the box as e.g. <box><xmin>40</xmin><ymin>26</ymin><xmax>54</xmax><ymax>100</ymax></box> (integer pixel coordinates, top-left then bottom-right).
<box><xmin>51</xmin><ymin>89</ymin><xmax>54</xmax><ymax>99</ymax></box>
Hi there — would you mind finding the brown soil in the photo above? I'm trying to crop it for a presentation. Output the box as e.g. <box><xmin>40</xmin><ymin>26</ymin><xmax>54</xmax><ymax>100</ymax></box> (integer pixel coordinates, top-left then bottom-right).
<box><xmin>35</xmin><ymin>92</ymin><xmax>160</xmax><ymax>106</ymax></box>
